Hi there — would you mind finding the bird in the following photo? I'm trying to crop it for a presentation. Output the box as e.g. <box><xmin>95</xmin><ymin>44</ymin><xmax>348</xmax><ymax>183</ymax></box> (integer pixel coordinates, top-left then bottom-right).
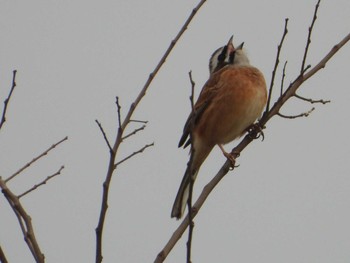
<box><xmin>171</xmin><ymin>36</ymin><xmax>267</xmax><ymax>219</ymax></box>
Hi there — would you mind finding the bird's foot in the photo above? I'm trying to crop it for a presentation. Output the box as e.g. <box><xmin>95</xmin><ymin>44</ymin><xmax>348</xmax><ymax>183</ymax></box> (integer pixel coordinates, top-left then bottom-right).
<box><xmin>218</xmin><ymin>144</ymin><xmax>240</xmax><ymax>168</ymax></box>
<box><xmin>247</xmin><ymin>123</ymin><xmax>265</xmax><ymax>141</ymax></box>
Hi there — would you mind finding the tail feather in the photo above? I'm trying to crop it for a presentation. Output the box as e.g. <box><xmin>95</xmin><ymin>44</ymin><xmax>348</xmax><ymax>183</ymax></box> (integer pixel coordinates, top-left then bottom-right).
<box><xmin>171</xmin><ymin>139</ymin><xmax>213</xmax><ymax>219</ymax></box>
<box><xmin>171</xmin><ymin>165</ymin><xmax>198</xmax><ymax>219</ymax></box>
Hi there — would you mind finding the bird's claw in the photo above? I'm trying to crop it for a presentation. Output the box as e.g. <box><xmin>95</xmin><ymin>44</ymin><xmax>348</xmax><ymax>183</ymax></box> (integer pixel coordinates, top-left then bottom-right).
<box><xmin>223</xmin><ymin>151</ymin><xmax>240</xmax><ymax>168</ymax></box>
<box><xmin>247</xmin><ymin>123</ymin><xmax>265</xmax><ymax>141</ymax></box>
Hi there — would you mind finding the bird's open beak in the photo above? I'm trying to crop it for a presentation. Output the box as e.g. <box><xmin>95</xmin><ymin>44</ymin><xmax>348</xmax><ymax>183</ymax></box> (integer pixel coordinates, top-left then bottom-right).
<box><xmin>236</xmin><ymin>42</ymin><xmax>244</xmax><ymax>50</ymax></box>
<box><xmin>227</xmin><ymin>35</ymin><xmax>235</xmax><ymax>54</ymax></box>
<box><xmin>226</xmin><ymin>36</ymin><xmax>244</xmax><ymax>54</ymax></box>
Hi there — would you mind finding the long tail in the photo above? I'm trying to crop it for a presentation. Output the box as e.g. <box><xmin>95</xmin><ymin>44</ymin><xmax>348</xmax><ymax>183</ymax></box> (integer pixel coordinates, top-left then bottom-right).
<box><xmin>171</xmin><ymin>164</ymin><xmax>198</xmax><ymax>219</ymax></box>
<box><xmin>172</xmin><ymin>140</ymin><xmax>212</xmax><ymax>219</ymax></box>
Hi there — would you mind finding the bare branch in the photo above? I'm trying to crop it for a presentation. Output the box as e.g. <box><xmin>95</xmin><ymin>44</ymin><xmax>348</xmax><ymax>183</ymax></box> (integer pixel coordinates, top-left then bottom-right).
<box><xmin>18</xmin><ymin>166</ymin><xmax>64</xmax><ymax>198</ymax></box>
<box><xmin>118</xmin><ymin>0</ymin><xmax>207</xmax><ymax>134</ymax></box>
<box><xmin>301</xmin><ymin>0</ymin><xmax>321</xmax><ymax>73</ymax></box>
<box><xmin>295</xmin><ymin>94</ymin><xmax>330</xmax><ymax>104</ymax></box>
<box><xmin>0</xmin><ymin>177</ymin><xmax>45</xmax><ymax>262</ymax></box>
<box><xmin>0</xmin><ymin>70</ymin><xmax>17</xmax><ymax>131</ymax></box>
<box><xmin>280</xmin><ymin>61</ymin><xmax>288</xmax><ymax>96</ymax></box>
<box><xmin>302</xmin><ymin>64</ymin><xmax>312</xmax><ymax>74</ymax></box>
<box><xmin>96</xmin><ymin>1</ymin><xmax>207</xmax><ymax>262</ymax></box>
<box><xmin>115</xmin><ymin>96</ymin><xmax>122</xmax><ymax>129</ymax></box>
<box><xmin>188</xmin><ymin>71</ymin><xmax>196</xmax><ymax>110</ymax></box>
<box><xmin>5</xmin><ymin>136</ymin><xmax>68</xmax><ymax>183</ymax></box>
<box><xmin>186</xmin><ymin>186</ymin><xmax>194</xmax><ymax>263</ymax></box>
<box><xmin>265</xmin><ymin>18</ymin><xmax>288</xmax><ymax>113</ymax></box>
<box><xmin>122</xmin><ymin>124</ymin><xmax>147</xmax><ymax>140</ymax></box>
<box><xmin>129</xmin><ymin>119</ymin><xmax>148</xmax><ymax>124</ymax></box>
<box><xmin>186</xmin><ymin>70</ymin><xmax>197</xmax><ymax>263</ymax></box>
<box><xmin>114</xmin><ymin>143</ymin><xmax>154</xmax><ymax>168</ymax></box>
<box><xmin>95</xmin><ymin>120</ymin><xmax>113</xmax><ymax>153</ymax></box>
<box><xmin>262</xmin><ymin>32</ymin><xmax>350</xmax><ymax>123</ymax></box>
<box><xmin>278</xmin><ymin>107</ymin><xmax>315</xmax><ymax>119</ymax></box>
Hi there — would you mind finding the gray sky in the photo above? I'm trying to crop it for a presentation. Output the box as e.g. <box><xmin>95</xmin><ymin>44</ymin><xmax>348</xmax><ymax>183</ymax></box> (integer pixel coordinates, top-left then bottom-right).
<box><xmin>1</xmin><ymin>0</ymin><xmax>349</xmax><ymax>262</ymax></box>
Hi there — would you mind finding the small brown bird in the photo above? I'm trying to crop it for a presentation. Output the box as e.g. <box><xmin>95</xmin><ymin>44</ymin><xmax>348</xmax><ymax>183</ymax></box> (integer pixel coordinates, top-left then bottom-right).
<box><xmin>171</xmin><ymin>36</ymin><xmax>267</xmax><ymax>219</ymax></box>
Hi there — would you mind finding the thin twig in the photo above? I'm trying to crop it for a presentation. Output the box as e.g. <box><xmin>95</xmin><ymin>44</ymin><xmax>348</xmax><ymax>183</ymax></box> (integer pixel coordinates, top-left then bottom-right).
<box><xmin>114</xmin><ymin>143</ymin><xmax>154</xmax><ymax>168</ymax></box>
<box><xmin>18</xmin><ymin>166</ymin><xmax>64</xmax><ymax>198</ymax></box>
<box><xmin>280</xmin><ymin>61</ymin><xmax>288</xmax><ymax>96</ymax></box>
<box><xmin>266</xmin><ymin>32</ymin><xmax>350</xmax><ymax>122</ymax></box>
<box><xmin>96</xmin><ymin>1</ymin><xmax>207</xmax><ymax>262</ymax></box>
<box><xmin>119</xmin><ymin>0</ymin><xmax>207</xmax><ymax>134</ymax></box>
<box><xmin>186</xmin><ymin>173</ymin><xmax>194</xmax><ymax>263</ymax></box>
<box><xmin>301</xmin><ymin>0</ymin><xmax>321</xmax><ymax>73</ymax></box>
<box><xmin>95</xmin><ymin>120</ymin><xmax>113</xmax><ymax>153</ymax></box>
<box><xmin>122</xmin><ymin>125</ymin><xmax>147</xmax><ymax>140</ymax></box>
<box><xmin>188</xmin><ymin>71</ymin><xmax>195</xmax><ymax>110</ymax></box>
<box><xmin>115</xmin><ymin>96</ymin><xmax>122</xmax><ymax>129</ymax></box>
<box><xmin>295</xmin><ymin>94</ymin><xmax>330</xmax><ymax>104</ymax></box>
<box><xmin>303</xmin><ymin>64</ymin><xmax>312</xmax><ymax>74</ymax></box>
<box><xmin>129</xmin><ymin>119</ymin><xmax>148</xmax><ymax>124</ymax></box>
<box><xmin>0</xmin><ymin>70</ymin><xmax>17</xmax><ymax>131</ymax></box>
<box><xmin>186</xmin><ymin>70</ymin><xmax>197</xmax><ymax>263</ymax></box>
<box><xmin>5</xmin><ymin>136</ymin><xmax>68</xmax><ymax>183</ymax></box>
<box><xmin>278</xmin><ymin>107</ymin><xmax>315</xmax><ymax>119</ymax></box>
<box><xmin>265</xmin><ymin>18</ymin><xmax>288</xmax><ymax>113</ymax></box>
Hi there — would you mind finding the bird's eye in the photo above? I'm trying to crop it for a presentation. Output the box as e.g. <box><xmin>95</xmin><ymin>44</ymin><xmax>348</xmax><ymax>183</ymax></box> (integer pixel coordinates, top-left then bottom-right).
<box><xmin>218</xmin><ymin>53</ymin><xmax>225</xmax><ymax>61</ymax></box>
<box><xmin>218</xmin><ymin>46</ymin><xmax>227</xmax><ymax>62</ymax></box>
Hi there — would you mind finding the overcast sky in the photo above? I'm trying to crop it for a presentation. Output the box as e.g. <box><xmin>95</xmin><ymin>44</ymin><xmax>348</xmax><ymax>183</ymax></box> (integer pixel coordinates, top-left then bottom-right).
<box><xmin>1</xmin><ymin>0</ymin><xmax>349</xmax><ymax>262</ymax></box>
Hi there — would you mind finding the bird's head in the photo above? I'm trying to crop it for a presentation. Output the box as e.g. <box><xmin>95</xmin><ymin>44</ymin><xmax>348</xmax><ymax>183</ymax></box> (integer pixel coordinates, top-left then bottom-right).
<box><xmin>209</xmin><ymin>35</ymin><xmax>249</xmax><ymax>75</ymax></box>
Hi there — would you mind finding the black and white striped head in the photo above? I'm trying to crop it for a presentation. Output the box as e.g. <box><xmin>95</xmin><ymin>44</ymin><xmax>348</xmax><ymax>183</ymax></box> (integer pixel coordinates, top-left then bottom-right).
<box><xmin>209</xmin><ymin>36</ymin><xmax>249</xmax><ymax>75</ymax></box>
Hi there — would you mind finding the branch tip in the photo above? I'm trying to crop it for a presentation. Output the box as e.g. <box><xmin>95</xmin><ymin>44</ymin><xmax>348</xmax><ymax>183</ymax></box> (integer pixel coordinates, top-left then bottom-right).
<box><xmin>5</xmin><ymin>137</ymin><xmax>68</xmax><ymax>183</ymax></box>
<box><xmin>295</xmin><ymin>94</ymin><xmax>330</xmax><ymax>104</ymax></box>
<box><xmin>300</xmin><ymin>0</ymin><xmax>321</xmax><ymax>73</ymax></box>
<box><xmin>95</xmin><ymin>119</ymin><xmax>113</xmax><ymax>153</ymax></box>
<box><xmin>265</xmin><ymin>17</ymin><xmax>289</xmax><ymax>113</ymax></box>
<box><xmin>278</xmin><ymin>107</ymin><xmax>315</xmax><ymax>119</ymax></box>
<box><xmin>0</xmin><ymin>70</ymin><xmax>18</xmax><ymax>131</ymax></box>
<box><xmin>114</xmin><ymin>142</ymin><xmax>154</xmax><ymax>168</ymax></box>
<box><xmin>18</xmin><ymin>166</ymin><xmax>65</xmax><ymax>198</ymax></box>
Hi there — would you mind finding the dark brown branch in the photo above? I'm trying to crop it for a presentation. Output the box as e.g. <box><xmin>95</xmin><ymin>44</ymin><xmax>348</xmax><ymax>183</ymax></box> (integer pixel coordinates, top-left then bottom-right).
<box><xmin>122</xmin><ymin>124</ymin><xmax>147</xmax><ymax>140</ymax></box>
<box><xmin>186</xmin><ymin>70</ymin><xmax>197</xmax><ymax>263</ymax></box>
<box><xmin>95</xmin><ymin>120</ymin><xmax>113</xmax><ymax>153</ymax></box>
<box><xmin>118</xmin><ymin>0</ymin><xmax>207</xmax><ymax>134</ymax></box>
<box><xmin>5</xmin><ymin>136</ymin><xmax>68</xmax><ymax>183</ymax></box>
<box><xmin>265</xmin><ymin>18</ymin><xmax>288</xmax><ymax>113</ymax></box>
<box><xmin>114</xmin><ymin>143</ymin><xmax>154</xmax><ymax>168</ymax></box>
<box><xmin>278</xmin><ymin>107</ymin><xmax>315</xmax><ymax>119</ymax></box>
<box><xmin>129</xmin><ymin>119</ymin><xmax>148</xmax><ymax>124</ymax></box>
<box><xmin>262</xmin><ymin>32</ymin><xmax>350</xmax><ymax>124</ymax></box>
<box><xmin>18</xmin><ymin>166</ymin><xmax>64</xmax><ymax>198</ymax></box>
<box><xmin>115</xmin><ymin>96</ymin><xmax>122</xmax><ymax>129</ymax></box>
<box><xmin>301</xmin><ymin>0</ymin><xmax>321</xmax><ymax>73</ymax></box>
<box><xmin>96</xmin><ymin>1</ymin><xmax>207</xmax><ymax>262</ymax></box>
<box><xmin>154</xmin><ymin>29</ymin><xmax>350</xmax><ymax>263</ymax></box>
<box><xmin>0</xmin><ymin>177</ymin><xmax>45</xmax><ymax>263</ymax></box>
<box><xmin>302</xmin><ymin>64</ymin><xmax>312</xmax><ymax>74</ymax></box>
<box><xmin>0</xmin><ymin>70</ymin><xmax>17</xmax><ymax>131</ymax></box>
<box><xmin>280</xmin><ymin>61</ymin><xmax>288</xmax><ymax>96</ymax></box>
<box><xmin>295</xmin><ymin>94</ymin><xmax>330</xmax><ymax>104</ymax></box>
<box><xmin>188</xmin><ymin>71</ymin><xmax>196</xmax><ymax>110</ymax></box>
<box><xmin>0</xmin><ymin>246</ymin><xmax>9</xmax><ymax>263</ymax></box>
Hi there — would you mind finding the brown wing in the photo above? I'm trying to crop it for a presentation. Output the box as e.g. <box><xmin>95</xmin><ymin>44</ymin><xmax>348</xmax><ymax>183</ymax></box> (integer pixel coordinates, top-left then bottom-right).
<box><xmin>178</xmin><ymin>70</ymin><xmax>225</xmax><ymax>148</ymax></box>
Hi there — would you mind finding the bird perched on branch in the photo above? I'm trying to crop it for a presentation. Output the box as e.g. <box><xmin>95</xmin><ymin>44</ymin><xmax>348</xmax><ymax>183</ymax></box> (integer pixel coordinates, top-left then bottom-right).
<box><xmin>171</xmin><ymin>36</ymin><xmax>267</xmax><ymax>219</ymax></box>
